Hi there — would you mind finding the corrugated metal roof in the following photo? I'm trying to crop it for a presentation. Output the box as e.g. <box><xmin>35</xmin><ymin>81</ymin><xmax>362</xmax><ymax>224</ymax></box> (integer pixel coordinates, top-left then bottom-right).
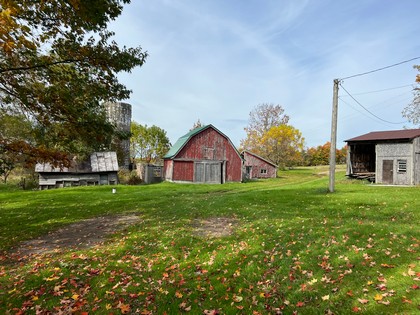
<box><xmin>164</xmin><ymin>125</ymin><xmax>209</xmax><ymax>159</ymax></box>
<box><xmin>346</xmin><ymin>129</ymin><xmax>420</xmax><ymax>142</ymax></box>
<box><xmin>91</xmin><ymin>152</ymin><xmax>119</xmax><ymax>172</ymax></box>
<box><xmin>35</xmin><ymin>152</ymin><xmax>119</xmax><ymax>173</ymax></box>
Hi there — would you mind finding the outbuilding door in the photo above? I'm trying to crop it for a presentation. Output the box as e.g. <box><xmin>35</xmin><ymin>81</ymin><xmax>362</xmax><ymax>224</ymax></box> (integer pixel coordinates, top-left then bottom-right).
<box><xmin>195</xmin><ymin>161</ymin><xmax>224</xmax><ymax>184</ymax></box>
<box><xmin>382</xmin><ymin>160</ymin><xmax>393</xmax><ymax>184</ymax></box>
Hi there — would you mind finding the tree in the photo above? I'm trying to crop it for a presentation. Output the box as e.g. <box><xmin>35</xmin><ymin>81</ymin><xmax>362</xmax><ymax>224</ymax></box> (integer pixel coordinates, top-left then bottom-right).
<box><xmin>402</xmin><ymin>65</ymin><xmax>420</xmax><ymax>124</ymax></box>
<box><xmin>240</xmin><ymin>103</ymin><xmax>289</xmax><ymax>154</ymax></box>
<box><xmin>0</xmin><ymin>0</ymin><xmax>147</xmax><ymax>167</ymax></box>
<box><xmin>130</xmin><ymin>122</ymin><xmax>171</xmax><ymax>163</ymax></box>
<box><xmin>260</xmin><ymin>125</ymin><xmax>305</xmax><ymax>169</ymax></box>
<box><xmin>304</xmin><ymin>142</ymin><xmax>347</xmax><ymax>166</ymax></box>
<box><xmin>190</xmin><ymin>119</ymin><xmax>204</xmax><ymax>131</ymax></box>
<box><xmin>0</xmin><ymin>110</ymin><xmax>34</xmax><ymax>182</ymax></box>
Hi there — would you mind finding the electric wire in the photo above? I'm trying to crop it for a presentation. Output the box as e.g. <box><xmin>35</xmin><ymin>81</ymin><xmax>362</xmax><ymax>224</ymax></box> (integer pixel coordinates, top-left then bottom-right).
<box><xmin>340</xmin><ymin>57</ymin><xmax>420</xmax><ymax>80</ymax></box>
<box><xmin>339</xmin><ymin>84</ymin><xmax>414</xmax><ymax>97</ymax></box>
<box><xmin>339</xmin><ymin>82</ymin><xmax>407</xmax><ymax>125</ymax></box>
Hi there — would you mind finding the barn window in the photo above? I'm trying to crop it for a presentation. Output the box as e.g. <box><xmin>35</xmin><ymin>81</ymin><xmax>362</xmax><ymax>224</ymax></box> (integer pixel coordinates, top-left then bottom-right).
<box><xmin>203</xmin><ymin>147</ymin><xmax>215</xmax><ymax>159</ymax></box>
<box><xmin>260</xmin><ymin>169</ymin><xmax>267</xmax><ymax>174</ymax></box>
<box><xmin>397</xmin><ymin>159</ymin><xmax>407</xmax><ymax>173</ymax></box>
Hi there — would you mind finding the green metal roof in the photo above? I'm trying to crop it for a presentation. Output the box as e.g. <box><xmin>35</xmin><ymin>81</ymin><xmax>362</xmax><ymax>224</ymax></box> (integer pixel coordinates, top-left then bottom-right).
<box><xmin>164</xmin><ymin>124</ymin><xmax>242</xmax><ymax>160</ymax></box>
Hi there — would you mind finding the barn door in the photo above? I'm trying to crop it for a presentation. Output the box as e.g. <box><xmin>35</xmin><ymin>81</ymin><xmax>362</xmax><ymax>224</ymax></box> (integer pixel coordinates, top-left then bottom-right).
<box><xmin>382</xmin><ymin>160</ymin><xmax>393</xmax><ymax>184</ymax></box>
<box><xmin>195</xmin><ymin>162</ymin><xmax>222</xmax><ymax>183</ymax></box>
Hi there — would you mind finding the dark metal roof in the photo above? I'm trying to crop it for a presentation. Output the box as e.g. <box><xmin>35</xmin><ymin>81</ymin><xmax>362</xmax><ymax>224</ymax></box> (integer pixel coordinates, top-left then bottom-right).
<box><xmin>345</xmin><ymin>129</ymin><xmax>420</xmax><ymax>142</ymax></box>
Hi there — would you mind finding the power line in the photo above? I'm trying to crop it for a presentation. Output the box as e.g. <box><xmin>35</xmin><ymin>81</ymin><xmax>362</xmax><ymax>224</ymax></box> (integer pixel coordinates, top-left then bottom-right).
<box><xmin>339</xmin><ymin>84</ymin><xmax>414</xmax><ymax>97</ymax></box>
<box><xmin>340</xmin><ymin>57</ymin><xmax>420</xmax><ymax>80</ymax></box>
<box><xmin>339</xmin><ymin>82</ymin><xmax>407</xmax><ymax>125</ymax></box>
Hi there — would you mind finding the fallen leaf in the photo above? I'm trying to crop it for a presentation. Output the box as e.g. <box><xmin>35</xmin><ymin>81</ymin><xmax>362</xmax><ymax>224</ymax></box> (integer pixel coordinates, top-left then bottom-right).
<box><xmin>322</xmin><ymin>295</ymin><xmax>330</xmax><ymax>301</ymax></box>
<box><xmin>117</xmin><ymin>302</ymin><xmax>131</xmax><ymax>314</ymax></box>
<box><xmin>358</xmin><ymin>298</ymin><xmax>369</xmax><ymax>304</ymax></box>
<box><xmin>233</xmin><ymin>295</ymin><xmax>243</xmax><ymax>303</ymax></box>
<box><xmin>374</xmin><ymin>294</ymin><xmax>383</xmax><ymax>301</ymax></box>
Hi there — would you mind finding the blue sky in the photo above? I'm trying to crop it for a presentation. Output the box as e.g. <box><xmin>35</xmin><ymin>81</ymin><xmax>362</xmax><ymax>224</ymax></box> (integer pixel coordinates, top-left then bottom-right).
<box><xmin>110</xmin><ymin>0</ymin><xmax>420</xmax><ymax>148</ymax></box>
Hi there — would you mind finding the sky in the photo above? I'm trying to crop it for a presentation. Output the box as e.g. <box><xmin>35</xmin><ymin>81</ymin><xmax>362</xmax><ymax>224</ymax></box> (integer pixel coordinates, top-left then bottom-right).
<box><xmin>109</xmin><ymin>0</ymin><xmax>420</xmax><ymax>148</ymax></box>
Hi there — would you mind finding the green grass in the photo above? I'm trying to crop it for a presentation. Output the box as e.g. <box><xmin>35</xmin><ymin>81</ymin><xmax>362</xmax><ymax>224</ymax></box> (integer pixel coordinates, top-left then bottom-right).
<box><xmin>0</xmin><ymin>167</ymin><xmax>419</xmax><ymax>314</ymax></box>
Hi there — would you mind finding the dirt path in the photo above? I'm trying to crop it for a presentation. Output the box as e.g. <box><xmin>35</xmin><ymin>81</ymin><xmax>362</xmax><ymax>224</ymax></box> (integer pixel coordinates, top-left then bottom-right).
<box><xmin>9</xmin><ymin>214</ymin><xmax>140</xmax><ymax>259</ymax></box>
<box><xmin>7</xmin><ymin>215</ymin><xmax>237</xmax><ymax>262</ymax></box>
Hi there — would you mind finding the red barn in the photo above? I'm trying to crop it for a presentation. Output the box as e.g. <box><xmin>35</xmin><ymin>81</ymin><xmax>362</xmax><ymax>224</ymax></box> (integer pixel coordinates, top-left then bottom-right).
<box><xmin>242</xmin><ymin>150</ymin><xmax>277</xmax><ymax>179</ymax></box>
<box><xmin>164</xmin><ymin>125</ymin><xmax>243</xmax><ymax>183</ymax></box>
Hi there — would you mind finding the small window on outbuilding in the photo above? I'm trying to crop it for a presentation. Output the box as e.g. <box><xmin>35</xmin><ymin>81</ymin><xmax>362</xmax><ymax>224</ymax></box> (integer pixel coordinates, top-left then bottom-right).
<box><xmin>260</xmin><ymin>169</ymin><xmax>267</xmax><ymax>174</ymax></box>
<box><xmin>397</xmin><ymin>159</ymin><xmax>407</xmax><ymax>173</ymax></box>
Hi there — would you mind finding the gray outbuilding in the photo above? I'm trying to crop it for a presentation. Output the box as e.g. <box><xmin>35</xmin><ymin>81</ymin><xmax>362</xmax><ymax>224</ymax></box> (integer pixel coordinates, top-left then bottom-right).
<box><xmin>345</xmin><ymin>129</ymin><xmax>420</xmax><ymax>185</ymax></box>
<box><xmin>35</xmin><ymin>152</ymin><xmax>119</xmax><ymax>189</ymax></box>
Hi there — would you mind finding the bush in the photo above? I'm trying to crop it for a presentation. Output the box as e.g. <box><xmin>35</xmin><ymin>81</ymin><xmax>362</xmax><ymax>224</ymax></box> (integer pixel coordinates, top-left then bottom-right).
<box><xmin>118</xmin><ymin>170</ymin><xmax>142</xmax><ymax>185</ymax></box>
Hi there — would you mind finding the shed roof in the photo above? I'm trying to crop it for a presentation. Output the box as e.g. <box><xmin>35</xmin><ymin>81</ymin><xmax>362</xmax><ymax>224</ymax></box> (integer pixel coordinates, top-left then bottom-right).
<box><xmin>242</xmin><ymin>150</ymin><xmax>278</xmax><ymax>167</ymax></box>
<box><xmin>164</xmin><ymin>124</ymin><xmax>242</xmax><ymax>160</ymax></box>
<box><xmin>35</xmin><ymin>152</ymin><xmax>119</xmax><ymax>173</ymax></box>
<box><xmin>346</xmin><ymin>129</ymin><xmax>420</xmax><ymax>142</ymax></box>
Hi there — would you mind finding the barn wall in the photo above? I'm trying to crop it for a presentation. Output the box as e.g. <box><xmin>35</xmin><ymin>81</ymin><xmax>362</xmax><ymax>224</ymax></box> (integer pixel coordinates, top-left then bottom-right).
<box><xmin>163</xmin><ymin>160</ymin><xmax>173</xmax><ymax>181</ymax></box>
<box><xmin>176</xmin><ymin>128</ymin><xmax>242</xmax><ymax>182</ymax></box>
<box><xmin>414</xmin><ymin>138</ymin><xmax>420</xmax><ymax>185</ymax></box>
<box><xmin>376</xmin><ymin>142</ymin><xmax>412</xmax><ymax>185</ymax></box>
<box><xmin>173</xmin><ymin>161</ymin><xmax>194</xmax><ymax>182</ymax></box>
<box><xmin>243</xmin><ymin>152</ymin><xmax>277</xmax><ymax>178</ymax></box>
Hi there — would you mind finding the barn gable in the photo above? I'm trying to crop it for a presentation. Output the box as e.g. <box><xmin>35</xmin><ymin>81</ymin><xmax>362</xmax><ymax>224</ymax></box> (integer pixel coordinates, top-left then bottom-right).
<box><xmin>345</xmin><ymin>129</ymin><xmax>420</xmax><ymax>185</ymax></box>
<box><xmin>164</xmin><ymin>125</ymin><xmax>243</xmax><ymax>183</ymax></box>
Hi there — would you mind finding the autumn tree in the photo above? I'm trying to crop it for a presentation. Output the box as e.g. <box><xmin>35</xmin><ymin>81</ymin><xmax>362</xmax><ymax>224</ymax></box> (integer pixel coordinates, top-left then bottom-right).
<box><xmin>241</xmin><ymin>103</ymin><xmax>290</xmax><ymax>155</ymax></box>
<box><xmin>260</xmin><ymin>125</ymin><xmax>305</xmax><ymax>169</ymax></box>
<box><xmin>190</xmin><ymin>119</ymin><xmax>204</xmax><ymax>131</ymax></box>
<box><xmin>130</xmin><ymin>122</ymin><xmax>171</xmax><ymax>163</ymax></box>
<box><xmin>0</xmin><ymin>110</ymin><xmax>35</xmax><ymax>182</ymax></box>
<box><xmin>402</xmin><ymin>65</ymin><xmax>420</xmax><ymax>124</ymax></box>
<box><xmin>304</xmin><ymin>142</ymin><xmax>347</xmax><ymax>166</ymax></box>
<box><xmin>0</xmin><ymin>0</ymin><xmax>147</xmax><ymax>167</ymax></box>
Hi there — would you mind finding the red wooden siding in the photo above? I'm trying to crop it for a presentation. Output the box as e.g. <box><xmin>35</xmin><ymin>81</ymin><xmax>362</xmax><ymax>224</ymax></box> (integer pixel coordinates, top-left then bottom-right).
<box><xmin>172</xmin><ymin>161</ymin><xmax>194</xmax><ymax>182</ymax></box>
<box><xmin>165</xmin><ymin>126</ymin><xmax>243</xmax><ymax>183</ymax></box>
<box><xmin>175</xmin><ymin>128</ymin><xmax>242</xmax><ymax>182</ymax></box>
<box><xmin>243</xmin><ymin>151</ymin><xmax>277</xmax><ymax>178</ymax></box>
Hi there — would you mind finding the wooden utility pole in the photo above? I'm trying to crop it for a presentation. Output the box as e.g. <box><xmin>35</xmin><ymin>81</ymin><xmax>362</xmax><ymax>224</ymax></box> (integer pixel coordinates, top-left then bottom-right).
<box><xmin>329</xmin><ymin>79</ymin><xmax>340</xmax><ymax>193</ymax></box>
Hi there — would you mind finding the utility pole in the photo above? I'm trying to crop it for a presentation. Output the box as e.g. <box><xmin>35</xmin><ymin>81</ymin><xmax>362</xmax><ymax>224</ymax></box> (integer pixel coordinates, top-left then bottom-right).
<box><xmin>329</xmin><ymin>79</ymin><xmax>340</xmax><ymax>193</ymax></box>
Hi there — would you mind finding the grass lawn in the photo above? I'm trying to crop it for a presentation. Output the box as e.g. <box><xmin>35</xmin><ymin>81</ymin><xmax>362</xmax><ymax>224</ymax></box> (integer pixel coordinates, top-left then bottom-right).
<box><xmin>0</xmin><ymin>167</ymin><xmax>419</xmax><ymax>314</ymax></box>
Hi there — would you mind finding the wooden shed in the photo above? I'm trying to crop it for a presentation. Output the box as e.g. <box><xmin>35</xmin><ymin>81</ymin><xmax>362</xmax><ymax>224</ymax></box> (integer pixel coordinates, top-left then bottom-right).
<box><xmin>346</xmin><ymin>129</ymin><xmax>420</xmax><ymax>185</ymax></box>
<box><xmin>35</xmin><ymin>152</ymin><xmax>119</xmax><ymax>189</ymax></box>
<box><xmin>163</xmin><ymin>125</ymin><xmax>243</xmax><ymax>183</ymax></box>
<box><xmin>242</xmin><ymin>150</ymin><xmax>277</xmax><ymax>179</ymax></box>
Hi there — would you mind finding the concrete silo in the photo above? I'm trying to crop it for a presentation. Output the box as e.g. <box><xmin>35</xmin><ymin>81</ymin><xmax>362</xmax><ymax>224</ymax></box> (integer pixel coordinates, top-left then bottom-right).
<box><xmin>104</xmin><ymin>101</ymin><xmax>132</xmax><ymax>169</ymax></box>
